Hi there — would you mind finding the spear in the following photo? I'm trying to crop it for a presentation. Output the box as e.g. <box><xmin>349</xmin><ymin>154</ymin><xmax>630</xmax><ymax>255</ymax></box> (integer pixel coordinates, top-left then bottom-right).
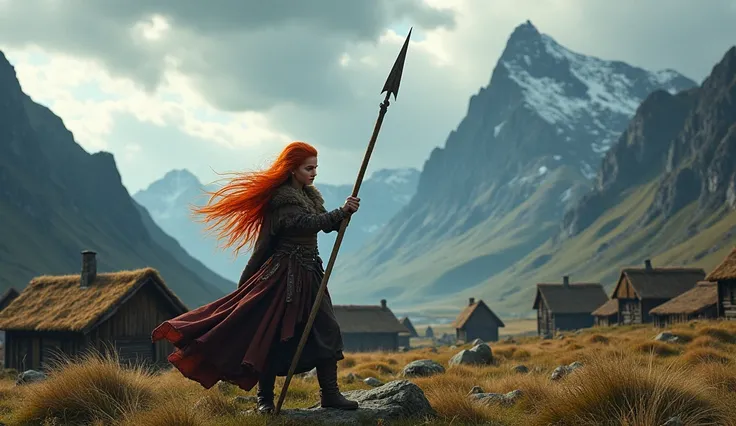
<box><xmin>274</xmin><ymin>27</ymin><xmax>412</xmax><ymax>415</ymax></box>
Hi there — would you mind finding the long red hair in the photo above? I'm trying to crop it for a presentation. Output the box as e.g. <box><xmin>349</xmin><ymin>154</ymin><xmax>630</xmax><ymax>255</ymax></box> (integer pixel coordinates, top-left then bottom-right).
<box><xmin>193</xmin><ymin>141</ymin><xmax>318</xmax><ymax>255</ymax></box>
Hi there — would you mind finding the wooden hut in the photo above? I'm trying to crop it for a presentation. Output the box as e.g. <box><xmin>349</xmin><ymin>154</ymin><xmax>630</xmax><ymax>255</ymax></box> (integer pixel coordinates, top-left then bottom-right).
<box><xmin>0</xmin><ymin>251</ymin><xmax>188</xmax><ymax>370</ymax></box>
<box><xmin>397</xmin><ymin>317</ymin><xmax>417</xmax><ymax>347</ymax></box>
<box><xmin>533</xmin><ymin>276</ymin><xmax>608</xmax><ymax>335</ymax></box>
<box><xmin>0</xmin><ymin>288</ymin><xmax>19</xmax><ymax>313</ymax></box>
<box><xmin>705</xmin><ymin>247</ymin><xmax>736</xmax><ymax>320</ymax></box>
<box><xmin>591</xmin><ymin>299</ymin><xmax>619</xmax><ymax>327</ymax></box>
<box><xmin>453</xmin><ymin>297</ymin><xmax>505</xmax><ymax>343</ymax></box>
<box><xmin>332</xmin><ymin>299</ymin><xmax>409</xmax><ymax>352</ymax></box>
<box><xmin>610</xmin><ymin>259</ymin><xmax>705</xmax><ymax>325</ymax></box>
<box><xmin>425</xmin><ymin>326</ymin><xmax>434</xmax><ymax>338</ymax></box>
<box><xmin>649</xmin><ymin>281</ymin><xmax>718</xmax><ymax>327</ymax></box>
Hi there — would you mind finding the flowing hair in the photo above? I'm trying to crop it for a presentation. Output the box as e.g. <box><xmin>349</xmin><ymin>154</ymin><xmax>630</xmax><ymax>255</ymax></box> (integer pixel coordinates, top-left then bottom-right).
<box><xmin>193</xmin><ymin>141</ymin><xmax>319</xmax><ymax>255</ymax></box>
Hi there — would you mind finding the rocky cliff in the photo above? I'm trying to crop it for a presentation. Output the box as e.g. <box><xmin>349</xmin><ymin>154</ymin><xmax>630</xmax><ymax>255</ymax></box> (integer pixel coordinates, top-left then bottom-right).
<box><xmin>328</xmin><ymin>21</ymin><xmax>696</xmax><ymax>311</ymax></box>
<box><xmin>0</xmin><ymin>50</ymin><xmax>232</xmax><ymax>307</ymax></box>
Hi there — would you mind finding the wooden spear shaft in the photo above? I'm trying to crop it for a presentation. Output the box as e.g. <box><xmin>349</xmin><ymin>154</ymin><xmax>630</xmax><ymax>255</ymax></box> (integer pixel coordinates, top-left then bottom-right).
<box><xmin>274</xmin><ymin>28</ymin><xmax>412</xmax><ymax>416</ymax></box>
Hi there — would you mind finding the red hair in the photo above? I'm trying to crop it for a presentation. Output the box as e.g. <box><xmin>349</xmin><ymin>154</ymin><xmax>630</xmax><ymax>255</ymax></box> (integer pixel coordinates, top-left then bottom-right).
<box><xmin>193</xmin><ymin>141</ymin><xmax>318</xmax><ymax>255</ymax></box>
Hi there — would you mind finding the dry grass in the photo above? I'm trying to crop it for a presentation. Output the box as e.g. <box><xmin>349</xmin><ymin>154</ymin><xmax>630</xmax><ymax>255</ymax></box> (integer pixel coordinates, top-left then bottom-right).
<box><xmin>0</xmin><ymin>320</ymin><xmax>734</xmax><ymax>425</ymax></box>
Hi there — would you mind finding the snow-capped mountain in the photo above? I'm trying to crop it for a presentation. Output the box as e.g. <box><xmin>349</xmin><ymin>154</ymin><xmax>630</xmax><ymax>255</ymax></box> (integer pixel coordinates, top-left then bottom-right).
<box><xmin>133</xmin><ymin>168</ymin><xmax>419</xmax><ymax>281</ymax></box>
<box><xmin>327</xmin><ymin>20</ymin><xmax>697</xmax><ymax>313</ymax></box>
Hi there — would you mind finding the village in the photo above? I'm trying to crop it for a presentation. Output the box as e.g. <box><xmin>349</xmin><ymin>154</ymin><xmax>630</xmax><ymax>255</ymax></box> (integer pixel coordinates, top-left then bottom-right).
<box><xmin>0</xmin><ymin>246</ymin><xmax>733</xmax><ymax>372</ymax></box>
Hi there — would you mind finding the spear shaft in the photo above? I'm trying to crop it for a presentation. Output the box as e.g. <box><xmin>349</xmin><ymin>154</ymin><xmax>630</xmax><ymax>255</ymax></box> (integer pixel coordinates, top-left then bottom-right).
<box><xmin>274</xmin><ymin>28</ymin><xmax>412</xmax><ymax>416</ymax></box>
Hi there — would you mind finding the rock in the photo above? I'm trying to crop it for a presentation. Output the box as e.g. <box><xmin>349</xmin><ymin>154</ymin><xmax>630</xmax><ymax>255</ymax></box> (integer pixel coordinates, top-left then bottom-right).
<box><xmin>654</xmin><ymin>332</ymin><xmax>679</xmax><ymax>343</ymax></box>
<box><xmin>468</xmin><ymin>386</ymin><xmax>484</xmax><ymax>395</ymax></box>
<box><xmin>364</xmin><ymin>377</ymin><xmax>383</xmax><ymax>387</ymax></box>
<box><xmin>512</xmin><ymin>365</ymin><xmax>529</xmax><ymax>374</ymax></box>
<box><xmin>298</xmin><ymin>367</ymin><xmax>318</xmax><ymax>379</ymax></box>
<box><xmin>502</xmin><ymin>336</ymin><xmax>517</xmax><ymax>344</ymax></box>
<box><xmin>429</xmin><ymin>347</ymin><xmax>438</xmax><ymax>353</ymax></box>
<box><xmin>469</xmin><ymin>389</ymin><xmax>523</xmax><ymax>406</ymax></box>
<box><xmin>471</xmin><ymin>338</ymin><xmax>484</xmax><ymax>346</ymax></box>
<box><xmin>344</xmin><ymin>373</ymin><xmax>356</xmax><ymax>383</ymax></box>
<box><xmin>401</xmin><ymin>359</ymin><xmax>446</xmax><ymax>378</ymax></box>
<box><xmin>662</xmin><ymin>416</ymin><xmax>683</xmax><ymax>426</ymax></box>
<box><xmin>15</xmin><ymin>370</ymin><xmax>46</xmax><ymax>385</ymax></box>
<box><xmin>234</xmin><ymin>395</ymin><xmax>258</xmax><ymax>404</ymax></box>
<box><xmin>281</xmin><ymin>380</ymin><xmax>436</xmax><ymax>425</ymax></box>
<box><xmin>450</xmin><ymin>345</ymin><xmax>457</xmax><ymax>349</ymax></box>
<box><xmin>449</xmin><ymin>343</ymin><xmax>493</xmax><ymax>366</ymax></box>
<box><xmin>541</xmin><ymin>333</ymin><xmax>553</xmax><ymax>340</ymax></box>
<box><xmin>550</xmin><ymin>361</ymin><xmax>584</xmax><ymax>381</ymax></box>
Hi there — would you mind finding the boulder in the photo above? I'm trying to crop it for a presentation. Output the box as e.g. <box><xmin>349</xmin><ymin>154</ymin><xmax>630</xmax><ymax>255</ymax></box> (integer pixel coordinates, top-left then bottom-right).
<box><xmin>364</xmin><ymin>377</ymin><xmax>383</xmax><ymax>387</ymax></box>
<box><xmin>15</xmin><ymin>370</ymin><xmax>46</xmax><ymax>385</ymax></box>
<box><xmin>449</xmin><ymin>343</ymin><xmax>493</xmax><ymax>366</ymax></box>
<box><xmin>654</xmin><ymin>332</ymin><xmax>680</xmax><ymax>343</ymax></box>
<box><xmin>401</xmin><ymin>359</ymin><xmax>445</xmax><ymax>378</ymax></box>
<box><xmin>281</xmin><ymin>380</ymin><xmax>436</xmax><ymax>425</ymax></box>
<box><xmin>469</xmin><ymin>389</ymin><xmax>523</xmax><ymax>406</ymax></box>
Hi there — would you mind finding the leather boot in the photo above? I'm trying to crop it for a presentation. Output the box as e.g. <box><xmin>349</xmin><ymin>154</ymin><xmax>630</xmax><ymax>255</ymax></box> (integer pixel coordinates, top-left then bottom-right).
<box><xmin>317</xmin><ymin>359</ymin><xmax>359</xmax><ymax>410</ymax></box>
<box><xmin>256</xmin><ymin>371</ymin><xmax>276</xmax><ymax>414</ymax></box>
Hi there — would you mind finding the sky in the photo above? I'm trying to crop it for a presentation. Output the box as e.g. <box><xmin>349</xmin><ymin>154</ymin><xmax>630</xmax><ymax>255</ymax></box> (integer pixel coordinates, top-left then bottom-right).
<box><xmin>1</xmin><ymin>0</ymin><xmax>735</xmax><ymax>194</ymax></box>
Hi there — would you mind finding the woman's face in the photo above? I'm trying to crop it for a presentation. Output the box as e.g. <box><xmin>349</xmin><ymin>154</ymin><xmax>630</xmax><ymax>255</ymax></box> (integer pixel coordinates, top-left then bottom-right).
<box><xmin>293</xmin><ymin>156</ymin><xmax>318</xmax><ymax>186</ymax></box>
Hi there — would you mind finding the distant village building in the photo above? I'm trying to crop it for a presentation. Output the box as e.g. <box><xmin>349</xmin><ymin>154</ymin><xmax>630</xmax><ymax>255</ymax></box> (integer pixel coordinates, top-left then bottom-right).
<box><xmin>0</xmin><ymin>288</ymin><xmax>19</xmax><ymax>313</ymax></box>
<box><xmin>649</xmin><ymin>281</ymin><xmax>718</xmax><ymax>327</ymax></box>
<box><xmin>706</xmin><ymin>247</ymin><xmax>736</xmax><ymax>320</ymax></box>
<box><xmin>533</xmin><ymin>276</ymin><xmax>608</xmax><ymax>336</ymax></box>
<box><xmin>591</xmin><ymin>299</ymin><xmax>619</xmax><ymax>327</ymax></box>
<box><xmin>0</xmin><ymin>251</ymin><xmax>188</xmax><ymax>371</ymax></box>
<box><xmin>610</xmin><ymin>259</ymin><xmax>705</xmax><ymax>325</ymax></box>
<box><xmin>452</xmin><ymin>297</ymin><xmax>505</xmax><ymax>342</ymax></box>
<box><xmin>332</xmin><ymin>299</ymin><xmax>409</xmax><ymax>352</ymax></box>
<box><xmin>397</xmin><ymin>317</ymin><xmax>417</xmax><ymax>348</ymax></box>
<box><xmin>425</xmin><ymin>326</ymin><xmax>434</xmax><ymax>338</ymax></box>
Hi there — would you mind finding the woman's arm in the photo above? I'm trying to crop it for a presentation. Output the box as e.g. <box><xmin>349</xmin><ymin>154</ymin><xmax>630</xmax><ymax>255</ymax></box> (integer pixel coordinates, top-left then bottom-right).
<box><xmin>273</xmin><ymin>204</ymin><xmax>348</xmax><ymax>235</ymax></box>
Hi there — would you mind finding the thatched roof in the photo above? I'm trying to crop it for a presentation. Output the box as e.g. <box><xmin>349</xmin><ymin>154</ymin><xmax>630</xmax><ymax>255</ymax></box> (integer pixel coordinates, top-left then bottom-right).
<box><xmin>0</xmin><ymin>268</ymin><xmax>188</xmax><ymax>333</ymax></box>
<box><xmin>613</xmin><ymin>267</ymin><xmax>705</xmax><ymax>299</ymax></box>
<box><xmin>705</xmin><ymin>246</ymin><xmax>736</xmax><ymax>281</ymax></box>
<box><xmin>591</xmin><ymin>298</ymin><xmax>618</xmax><ymax>317</ymax></box>
<box><xmin>649</xmin><ymin>281</ymin><xmax>718</xmax><ymax>316</ymax></box>
<box><xmin>533</xmin><ymin>283</ymin><xmax>608</xmax><ymax>314</ymax></box>
<box><xmin>400</xmin><ymin>317</ymin><xmax>418</xmax><ymax>337</ymax></box>
<box><xmin>0</xmin><ymin>287</ymin><xmax>19</xmax><ymax>312</ymax></box>
<box><xmin>333</xmin><ymin>304</ymin><xmax>409</xmax><ymax>334</ymax></box>
<box><xmin>453</xmin><ymin>299</ymin><xmax>505</xmax><ymax>329</ymax></box>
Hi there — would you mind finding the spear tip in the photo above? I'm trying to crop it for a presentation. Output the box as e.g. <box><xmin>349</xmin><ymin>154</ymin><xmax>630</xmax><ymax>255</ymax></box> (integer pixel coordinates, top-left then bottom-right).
<box><xmin>380</xmin><ymin>27</ymin><xmax>412</xmax><ymax>100</ymax></box>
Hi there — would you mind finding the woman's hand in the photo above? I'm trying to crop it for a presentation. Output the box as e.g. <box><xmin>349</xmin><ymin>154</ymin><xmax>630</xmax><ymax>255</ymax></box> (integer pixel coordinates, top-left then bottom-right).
<box><xmin>342</xmin><ymin>196</ymin><xmax>360</xmax><ymax>214</ymax></box>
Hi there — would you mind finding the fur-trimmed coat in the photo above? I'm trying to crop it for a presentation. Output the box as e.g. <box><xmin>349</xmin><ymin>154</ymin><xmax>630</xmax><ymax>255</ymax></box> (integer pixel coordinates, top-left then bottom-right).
<box><xmin>237</xmin><ymin>183</ymin><xmax>347</xmax><ymax>287</ymax></box>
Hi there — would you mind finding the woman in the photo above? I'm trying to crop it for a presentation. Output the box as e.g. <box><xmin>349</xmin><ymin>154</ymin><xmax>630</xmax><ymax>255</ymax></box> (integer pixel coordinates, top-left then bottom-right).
<box><xmin>151</xmin><ymin>141</ymin><xmax>360</xmax><ymax>414</ymax></box>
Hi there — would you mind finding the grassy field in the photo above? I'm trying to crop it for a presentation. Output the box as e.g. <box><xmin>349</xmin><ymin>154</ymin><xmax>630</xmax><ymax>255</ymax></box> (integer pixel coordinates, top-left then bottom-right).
<box><xmin>1</xmin><ymin>320</ymin><xmax>735</xmax><ymax>425</ymax></box>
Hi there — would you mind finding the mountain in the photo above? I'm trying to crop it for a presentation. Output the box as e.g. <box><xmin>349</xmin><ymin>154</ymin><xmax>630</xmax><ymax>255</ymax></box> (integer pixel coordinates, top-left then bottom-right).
<box><xmin>133</xmin><ymin>168</ymin><xmax>419</xmax><ymax>281</ymax></box>
<box><xmin>0</xmin><ymin>50</ymin><xmax>233</xmax><ymax>308</ymax></box>
<box><xmin>449</xmin><ymin>44</ymin><xmax>736</xmax><ymax>319</ymax></box>
<box><xmin>327</xmin><ymin>20</ymin><xmax>698</xmax><ymax>313</ymax></box>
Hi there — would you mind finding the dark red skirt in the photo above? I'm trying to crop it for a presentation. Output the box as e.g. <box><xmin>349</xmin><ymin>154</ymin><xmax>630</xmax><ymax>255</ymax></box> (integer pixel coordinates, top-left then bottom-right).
<box><xmin>151</xmin><ymin>252</ymin><xmax>344</xmax><ymax>391</ymax></box>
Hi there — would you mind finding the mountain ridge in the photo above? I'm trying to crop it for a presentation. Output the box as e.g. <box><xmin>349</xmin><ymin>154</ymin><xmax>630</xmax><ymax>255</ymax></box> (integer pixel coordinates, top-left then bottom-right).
<box><xmin>327</xmin><ymin>20</ymin><xmax>699</xmax><ymax>312</ymax></box>
<box><xmin>0</xmin><ymin>50</ymin><xmax>233</xmax><ymax>307</ymax></box>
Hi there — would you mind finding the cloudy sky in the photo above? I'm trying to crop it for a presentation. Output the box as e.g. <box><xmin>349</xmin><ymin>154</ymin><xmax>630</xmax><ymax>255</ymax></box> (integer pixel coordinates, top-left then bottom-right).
<box><xmin>1</xmin><ymin>0</ymin><xmax>735</xmax><ymax>194</ymax></box>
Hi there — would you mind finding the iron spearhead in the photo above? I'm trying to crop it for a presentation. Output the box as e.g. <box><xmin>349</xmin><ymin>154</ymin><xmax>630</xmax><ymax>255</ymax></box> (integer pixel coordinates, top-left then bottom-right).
<box><xmin>381</xmin><ymin>27</ymin><xmax>412</xmax><ymax>100</ymax></box>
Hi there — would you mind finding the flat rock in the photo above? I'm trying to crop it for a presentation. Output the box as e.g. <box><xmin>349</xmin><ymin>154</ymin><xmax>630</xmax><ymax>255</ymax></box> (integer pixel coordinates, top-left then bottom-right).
<box><xmin>280</xmin><ymin>380</ymin><xmax>435</xmax><ymax>425</ymax></box>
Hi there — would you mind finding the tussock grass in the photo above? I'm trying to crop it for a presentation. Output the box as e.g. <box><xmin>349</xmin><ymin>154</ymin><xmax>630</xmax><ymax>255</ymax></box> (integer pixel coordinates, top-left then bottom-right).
<box><xmin>534</xmin><ymin>356</ymin><xmax>734</xmax><ymax>426</ymax></box>
<box><xmin>12</xmin><ymin>350</ymin><xmax>155</xmax><ymax>425</ymax></box>
<box><xmin>0</xmin><ymin>320</ymin><xmax>734</xmax><ymax>425</ymax></box>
